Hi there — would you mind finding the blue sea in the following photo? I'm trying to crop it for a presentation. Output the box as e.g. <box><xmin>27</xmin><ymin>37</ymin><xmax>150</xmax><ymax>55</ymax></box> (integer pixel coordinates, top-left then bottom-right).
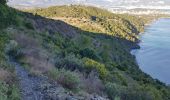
<box><xmin>132</xmin><ymin>18</ymin><xmax>170</xmax><ymax>84</ymax></box>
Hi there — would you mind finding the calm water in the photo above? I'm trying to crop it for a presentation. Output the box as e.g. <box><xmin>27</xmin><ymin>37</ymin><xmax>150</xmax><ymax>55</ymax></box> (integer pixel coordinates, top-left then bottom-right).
<box><xmin>132</xmin><ymin>18</ymin><xmax>170</xmax><ymax>84</ymax></box>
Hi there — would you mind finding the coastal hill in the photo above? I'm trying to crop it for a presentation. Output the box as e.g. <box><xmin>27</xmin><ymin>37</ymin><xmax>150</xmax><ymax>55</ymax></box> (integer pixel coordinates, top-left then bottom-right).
<box><xmin>9</xmin><ymin>0</ymin><xmax>170</xmax><ymax>15</ymax></box>
<box><xmin>0</xmin><ymin>2</ymin><xmax>170</xmax><ymax>100</ymax></box>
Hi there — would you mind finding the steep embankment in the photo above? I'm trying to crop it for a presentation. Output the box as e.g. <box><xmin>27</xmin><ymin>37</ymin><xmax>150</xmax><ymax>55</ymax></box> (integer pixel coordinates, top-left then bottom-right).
<box><xmin>0</xmin><ymin>4</ymin><xmax>20</xmax><ymax>100</ymax></box>
<box><xmin>1</xmin><ymin>4</ymin><xmax>170</xmax><ymax>100</ymax></box>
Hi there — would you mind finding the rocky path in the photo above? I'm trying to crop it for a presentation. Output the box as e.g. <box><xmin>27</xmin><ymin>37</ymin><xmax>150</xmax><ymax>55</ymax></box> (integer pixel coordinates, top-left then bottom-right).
<box><xmin>11</xmin><ymin>61</ymin><xmax>70</xmax><ymax>100</ymax></box>
<box><xmin>11</xmin><ymin>61</ymin><xmax>108</xmax><ymax>100</ymax></box>
<box><xmin>12</xmin><ymin>61</ymin><xmax>46</xmax><ymax>100</ymax></box>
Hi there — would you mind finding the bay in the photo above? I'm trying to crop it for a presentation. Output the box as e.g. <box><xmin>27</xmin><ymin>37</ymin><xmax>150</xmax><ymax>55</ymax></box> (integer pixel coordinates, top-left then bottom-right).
<box><xmin>132</xmin><ymin>18</ymin><xmax>170</xmax><ymax>84</ymax></box>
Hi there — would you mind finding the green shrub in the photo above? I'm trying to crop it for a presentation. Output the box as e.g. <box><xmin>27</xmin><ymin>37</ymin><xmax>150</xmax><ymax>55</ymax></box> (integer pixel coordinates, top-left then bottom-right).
<box><xmin>24</xmin><ymin>22</ymin><xmax>34</xmax><ymax>30</ymax></box>
<box><xmin>79</xmin><ymin>48</ymin><xmax>99</xmax><ymax>60</ymax></box>
<box><xmin>0</xmin><ymin>82</ymin><xmax>20</xmax><ymax>100</ymax></box>
<box><xmin>105</xmin><ymin>82</ymin><xmax>154</xmax><ymax>100</ymax></box>
<box><xmin>105</xmin><ymin>82</ymin><xmax>122</xmax><ymax>100</ymax></box>
<box><xmin>55</xmin><ymin>54</ymin><xmax>83</xmax><ymax>71</ymax></box>
<box><xmin>0</xmin><ymin>4</ymin><xmax>18</xmax><ymax>29</ymax></box>
<box><xmin>8</xmin><ymin>85</ymin><xmax>21</xmax><ymax>100</ymax></box>
<box><xmin>120</xmin><ymin>86</ymin><xmax>155</xmax><ymax>100</ymax></box>
<box><xmin>48</xmin><ymin>68</ymin><xmax>80</xmax><ymax>90</ymax></box>
<box><xmin>116</xmin><ymin>64</ymin><xmax>128</xmax><ymax>71</ymax></box>
<box><xmin>144</xmin><ymin>85</ymin><xmax>163</xmax><ymax>100</ymax></box>
<box><xmin>0</xmin><ymin>82</ymin><xmax>8</xmax><ymax>100</ymax></box>
<box><xmin>0</xmin><ymin>0</ymin><xmax>7</xmax><ymax>5</ymax></box>
<box><xmin>0</xmin><ymin>32</ymin><xmax>9</xmax><ymax>69</ymax></box>
<box><xmin>83</xmin><ymin>57</ymin><xmax>108</xmax><ymax>79</ymax></box>
<box><xmin>5</xmin><ymin>40</ymin><xmax>23</xmax><ymax>60</ymax></box>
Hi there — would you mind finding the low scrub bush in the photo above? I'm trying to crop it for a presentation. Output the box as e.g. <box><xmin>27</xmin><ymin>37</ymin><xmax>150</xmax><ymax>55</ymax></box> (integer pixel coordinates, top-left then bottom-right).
<box><xmin>55</xmin><ymin>54</ymin><xmax>84</xmax><ymax>71</ymax></box>
<box><xmin>80</xmin><ymin>71</ymin><xmax>105</xmax><ymax>95</ymax></box>
<box><xmin>5</xmin><ymin>40</ymin><xmax>24</xmax><ymax>60</ymax></box>
<box><xmin>83</xmin><ymin>57</ymin><xmax>108</xmax><ymax>79</ymax></box>
<box><xmin>0</xmin><ymin>32</ymin><xmax>10</xmax><ymax>70</ymax></box>
<box><xmin>24</xmin><ymin>22</ymin><xmax>34</xmax><ymax>30</ymax></box>
<box><xmin>48</xmin><ymin>68</ymin><xmax>80</xmax><ymax>90</ymax></box>
<box><xmin>79</xmin><ymin>48</ymin><xmax>99</xmax><ymax>60</ymax></box>
<box><xmin>105</xmin><ymin>82</ymin><xmax>155</xmax><ymax>100</ymax></box>
<box><xmin>0</xmin><ymin>81</ymin><xmax>20</xmax><ymax>100</ymax></box>
<box><xmin>105</xmin><ymin>82</ymin><xmax>122</xmax><ymax>100</ymax></box>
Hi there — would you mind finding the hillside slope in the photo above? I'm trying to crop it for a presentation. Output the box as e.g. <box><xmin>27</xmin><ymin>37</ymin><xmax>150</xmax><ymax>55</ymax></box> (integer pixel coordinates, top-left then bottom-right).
<box><xmin>27</xmin><ymin>5</ymin><xmax>145</xmax><ymax>42</ymax></box>
<box><xmin>1</xmin><ymin>4</ymin><xmax>170</xmax><ymax>100</ymax></box>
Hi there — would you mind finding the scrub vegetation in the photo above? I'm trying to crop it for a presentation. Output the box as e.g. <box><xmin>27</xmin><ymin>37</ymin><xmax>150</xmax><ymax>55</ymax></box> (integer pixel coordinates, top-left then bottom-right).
<box><xmin>1</xmin><ymin>3</ymin><xmax>170</xmax><ymax>100</ymax></box>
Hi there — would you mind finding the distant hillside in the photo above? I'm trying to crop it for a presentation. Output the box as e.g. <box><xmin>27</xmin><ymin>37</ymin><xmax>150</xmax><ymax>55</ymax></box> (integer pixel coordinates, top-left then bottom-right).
<box><xmin>1</xmin><ymin>4</ymin><xmax>170</xmax><ymax>100</ymax></box>
<box><xmin>8</xmin><ymin>0</ymin><xmax>170</xmax><ymax>13</ymax></box>
<box><xmin>27</xmin><ymin>5</ymin><xmax>146</xmax><ymax>42</ymax></box>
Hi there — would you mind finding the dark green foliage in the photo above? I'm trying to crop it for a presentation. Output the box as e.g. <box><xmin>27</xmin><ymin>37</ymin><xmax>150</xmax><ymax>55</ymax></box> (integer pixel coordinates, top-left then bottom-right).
<box><xmin>116</xmin><ymin>64</ymin><xmax>128</xmax><ymax>71</ymax></box>
<box><xmin>0</xmin><ymin>31</ymin><xmax>12</xmax><ymax>70</ymax></box>
<box><xmin>79</xmin><ymin>48</ymin><xmax>99</xmax><ymax>60</ymax></box>
<box><xmin>24</xmin><ymin>22</ymin><xmax>34</xmax><ymax>30</ymax></box>
<box><xmin>48</xmin><ymin>69</ymin><xmax>80</xmax><ymax>90</ymax></box>
<box><xmin>105</xmin><ymin>82</ymin><xmax>156</xmax><ymax>100</ymax></box>
<box><xmin>0</xmin><ymin>82</ymin><xmax>20</xmax><ymax>100</ymax></box>
<box><xmin>55</xmin><ymin>54</ymin><xmax>84</xmax><ymax>71</ymax></box>
<box><xmin>0</xmin><ymin>4</ymin><xmax>18</xmax><ymax>29</ymax></box>
<box><xmin>83</xmin><ymin>57</ymin><xmax>109</xmax><ymax>79</ymax></box>
<box><xmin>0</xmin><ymin>0</ymin><xmax>7</xmax><ymax>5</ymax></box>
<box><xmin>105</xmin><ymin>82</ymin><xmax>121</xmax><ymax>100</ymax></box>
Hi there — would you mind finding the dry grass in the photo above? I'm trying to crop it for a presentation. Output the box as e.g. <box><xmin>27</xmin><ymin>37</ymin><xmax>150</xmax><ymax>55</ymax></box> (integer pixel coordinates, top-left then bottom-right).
<box><xmin>0</xmin><ymin>68</ymin><xmax>14</xmax><ymax>84</ymax></box>
<box><xmin>12</xmin><ymin>32</ymin><xmax>54</xmax><ymax>75</ymax></box>
<box><xmin>26</xmin><ymin>54</ymin><xmax>54</xmax><ymax>75</ymax></box>
<box><xmin>79</xmin><ymin>71</ymin><xmax>105</xmax><ymax>96</ymax></box>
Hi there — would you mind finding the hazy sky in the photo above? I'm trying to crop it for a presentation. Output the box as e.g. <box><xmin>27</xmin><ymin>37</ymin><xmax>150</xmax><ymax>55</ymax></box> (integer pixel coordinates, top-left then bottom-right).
<box><xmin>8</xmin><ymin>0</ymin><xmax>170</xmax><ymax>9</ymax></box>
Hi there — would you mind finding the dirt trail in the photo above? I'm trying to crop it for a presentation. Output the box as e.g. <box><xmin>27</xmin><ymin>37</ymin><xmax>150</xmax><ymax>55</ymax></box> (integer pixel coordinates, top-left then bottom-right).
<box><xmin>11</xmin><ymin>60</ymin><xmax>108</xmax><ymax>100</ymax></box>
<box><xmin>12</xmin><ymin>61</ymin><xmax>47</xmax><ymax>100</ymax></box>
<box><xmin>11</xmin><ymin>60</ymin><xmax>82</xmax><ymax>100</ymax></box>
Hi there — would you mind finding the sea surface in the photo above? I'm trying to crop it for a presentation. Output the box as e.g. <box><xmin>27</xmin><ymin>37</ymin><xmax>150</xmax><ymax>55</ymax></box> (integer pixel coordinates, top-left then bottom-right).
<box><xmin>132</xmin><ymin>18</ymin><xmax>170</xmax><ymax>84</ymax></box>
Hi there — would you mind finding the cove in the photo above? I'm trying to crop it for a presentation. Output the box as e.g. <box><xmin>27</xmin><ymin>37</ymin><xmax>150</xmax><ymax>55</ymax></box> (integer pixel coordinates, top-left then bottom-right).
<box><xmin>132</xmin><ymin>18</ymin><xmax>170</xmax><ymax>84</ymax></box>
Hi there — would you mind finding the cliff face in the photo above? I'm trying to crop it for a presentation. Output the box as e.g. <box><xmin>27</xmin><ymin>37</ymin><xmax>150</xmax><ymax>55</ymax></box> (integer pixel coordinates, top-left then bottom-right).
<box><xmin>0</xmin><ymin>4</ymin><xmax>170</xmax><ymax>100</ymax></box>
